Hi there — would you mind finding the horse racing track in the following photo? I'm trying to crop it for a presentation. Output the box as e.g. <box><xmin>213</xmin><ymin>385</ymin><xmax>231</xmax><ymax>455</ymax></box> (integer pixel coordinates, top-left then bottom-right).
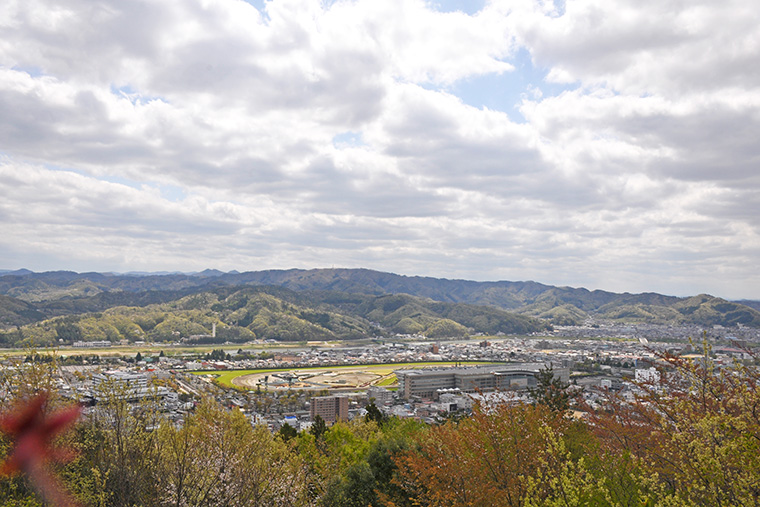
<box><xmin>192</xmin><ymin>362</ymin><xmax>485</xmax><ymax>392</ymax></box>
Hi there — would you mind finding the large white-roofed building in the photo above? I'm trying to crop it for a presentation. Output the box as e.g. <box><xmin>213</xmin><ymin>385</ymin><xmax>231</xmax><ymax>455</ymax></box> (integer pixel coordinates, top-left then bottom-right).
<box><xmin>395</xmin><ymin>363</ymin><xmax>569</xmax><ymax>400</ymax></box>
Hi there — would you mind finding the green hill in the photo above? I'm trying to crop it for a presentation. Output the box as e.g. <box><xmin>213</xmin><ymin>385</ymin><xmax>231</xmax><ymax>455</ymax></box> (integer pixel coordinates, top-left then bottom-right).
<box><xmin>0</xmin><ymin>294</ymin><xmax>46</xmax><ymax>327</ymax></box>
<box><xmin>0</xmin><ymin>269</ymin><xmax>758</xmax><ymax>334</ymax></box>
<box><xmin>0</xmin><ymin>285</ymin><xmax>550</xmax><ymax>347</ymax></box>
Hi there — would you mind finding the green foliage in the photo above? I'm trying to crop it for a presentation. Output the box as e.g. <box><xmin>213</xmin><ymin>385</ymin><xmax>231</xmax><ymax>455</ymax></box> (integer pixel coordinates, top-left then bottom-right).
<box><xmin>322</xmin><ymin>462</ymin><xmax>376</xmax><ymax>507</ymax></box>
<box><xmin>157</xmin><ymin>398</ymin><xmax>310</xmax><ymax>506</ymax></box>
<box><xmin>55</xmin><ymin>322</ymin><xmax>82</xmax><ymax>343</ymax></box>
<box><xmin>423</xmin><ymin>318</ymin><xmax>469</xmax><ymax>338</ymax></box>
<box><xmin>528</xmin><ymin>367</ymin><xmax>572</xmax><ymax>412</ymax></box>
<box><xmin>335</xmin><ymin>292</ymin><xmax>548</xmax><ymax>336</ymax></box>
<box><xmin>391</xmin><ymin>317</ymin><xmax>425</xmax><ymax>335</ymax></box>
<box><xmin>85</xmin><ymin>380</ymin><xmax>164</xmax><ymax>506</ymax></box>
<box><xmin>311</xmin><ymin>415</ymin><xmax>327</xmax><ymax>441</ymax></box>
<box><xmin>365</xmin><ymin>402</ymin><xmax>386</xmax><ymax>426</ymax></box>
<box><xmin>522</xmin><ymin>424</ymin><xmax>611</xmax><ymax>506</ymax></box>
<box><xmin>0</xmin><ymin>347</ymin><xmax>61</xmax><ymax>403</ymax></box>
<box><xmin>366</xmin><ymin>419</ymin><xmax>425</xmax><ymax>505</ymax></box>
<box><xmin>671</xmin><ymin>294</ymin><xmax>760</xmax><ymax>326</ymax></box>
<box><xmin>590</xmin><ymin>342</ymin><xmax>760</xmax><ymax>506</ymax></box>
<box><xmin>1</xmin><ymin>283</ymin><xmax>553</xmax><ymax>348</ymax></box>
<box><xmin>278</xmin><ymin>423</ymin><xmax>298</xmax><ymax>442</ymax></box>
<box><xmin>429</xmin><ymin>300</ymin><xmax>551</xmax><ymax>334</ymax></box>
<box><xmin>151</xmin><ymin>312</ymin><xmax>210</xmax><ymax>339</ymax></box>
<box><xmin>529</xmin><ymin>303</ymin><xmax>588</xmax><ymax>326</ymax></box>
<box><xmin>204</xmin><ymin>348</ymin><xmax>228</xmax><ymax>361</ymax></box>
<box><xmin>596</xmin><ymin>303</ymin><xmax>683</xmax><ymax>324</ymax></box>
<box><xmin>3</xmin><ymin>270</ymin><xmax>760</xmax><ymax>335</ymax></box>
<box><xmin>0</xmin><ymin>350</ymin><xmax>67</xmax><ymax>506</ymax></box>
<box><xmin>128</xmin><ymin>311</ymin><xmax>166</xmax><ymax>332</ymax></box>
<box><xmin>0</xmin><ymin>294</ymin><xmax>47</xmax><ymax>327</ymax></box>
<box><xmin>6</xmin><ymin>271</ymin><xmax>757</xmax><ymax>349</ymax></box>
<box><xmin>213</xmin><ymin>324</ymin><xmax>256</xmax><ymax>343</ymax></box>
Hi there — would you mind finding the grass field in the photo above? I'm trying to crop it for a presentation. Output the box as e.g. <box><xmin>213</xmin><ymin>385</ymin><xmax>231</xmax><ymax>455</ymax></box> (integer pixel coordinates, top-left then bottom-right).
<box><xmin>1</xmin><ymin>334</ymin><xmax>574</xmax><ymax>359</ymax></box>
<box><xmin>375</xmin><ymin>376</ymin><xmax>398</xmax><ymax>387</ymax></box>
<box><xmin>0</xmin><ymin>340</ymin><xmax>358</xmax><ymax>358</ymax></box>
<box><xmin>190</xmin><ymin>361</ymin><xmax>498</xmax><ymax>390</ymax></box>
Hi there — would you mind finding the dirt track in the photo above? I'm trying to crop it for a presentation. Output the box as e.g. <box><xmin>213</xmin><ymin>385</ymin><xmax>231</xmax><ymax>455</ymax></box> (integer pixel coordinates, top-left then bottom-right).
<box><xmin>232</xmin><ymin>367</ymin><xmax>391</xmax><ymax>391</ymax></box>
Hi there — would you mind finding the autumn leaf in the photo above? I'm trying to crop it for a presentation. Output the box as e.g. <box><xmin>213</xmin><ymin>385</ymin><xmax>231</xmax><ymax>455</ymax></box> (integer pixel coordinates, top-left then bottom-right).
<box><xmin>0</xmin><ymin>391</ymin><xmax>82</xmax><ymax>507</ymax></box>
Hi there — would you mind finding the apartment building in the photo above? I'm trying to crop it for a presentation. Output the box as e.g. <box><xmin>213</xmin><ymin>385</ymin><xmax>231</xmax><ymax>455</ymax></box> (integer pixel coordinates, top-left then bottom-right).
<box><xmin>310</xmin><ymin>395</ymin><xmax>349</xmax><ymax>423</ymax></box>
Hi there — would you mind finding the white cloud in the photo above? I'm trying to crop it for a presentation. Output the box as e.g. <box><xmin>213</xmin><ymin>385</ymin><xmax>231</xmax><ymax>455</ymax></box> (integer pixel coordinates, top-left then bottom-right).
<box><xmin>500</xmin><ymin>0</ymin><xmax>760</xmax><ymax>95</ymax></box>
<box><xmin>0</xmin><ymin>0</ymin><xmax>759</xmax><ymax>299</ymax></box>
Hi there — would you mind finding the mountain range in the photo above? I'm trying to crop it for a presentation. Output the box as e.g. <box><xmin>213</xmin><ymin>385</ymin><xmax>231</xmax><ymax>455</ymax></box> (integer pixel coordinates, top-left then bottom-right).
<box><xmin>0</xmin><ymin>268</ymin><xmax>758</xmax><ymax>346</ymax></box>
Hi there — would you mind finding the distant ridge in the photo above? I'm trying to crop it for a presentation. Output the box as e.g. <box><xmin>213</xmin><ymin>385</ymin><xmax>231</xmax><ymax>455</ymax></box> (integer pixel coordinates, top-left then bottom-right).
<box><xmin>0</xmin><ymin>268</ymin><xmax>33</xmax><ymax>276</ymax></box>
<box><xmin>0</xmin><ymin>268</ymin><xmax>758</xmax><ymax>328</ymax></box>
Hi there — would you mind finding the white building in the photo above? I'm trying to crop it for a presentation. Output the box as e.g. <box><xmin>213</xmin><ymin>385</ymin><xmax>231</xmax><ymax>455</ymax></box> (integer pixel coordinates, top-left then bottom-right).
<box><xmin>634</xmin><ymin>367</ymin><xmax>661</xmax><ymax>384</ymax></box>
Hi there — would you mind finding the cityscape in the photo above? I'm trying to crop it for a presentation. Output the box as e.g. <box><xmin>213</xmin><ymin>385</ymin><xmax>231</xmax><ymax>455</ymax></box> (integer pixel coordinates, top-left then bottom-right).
<box><xmin>8</xmin><ymin>319</ymin><xmax>755</xmax><ymax>431</ymax></box>
<box><xmin>1</xmin><ymin>270</ymin><xmax>758</xmax><ymax>505</ymax></box>
<box><xmin>2</xmin><ymin>0</ymin><xmax>759</xmax><ymax>504</ymax></box>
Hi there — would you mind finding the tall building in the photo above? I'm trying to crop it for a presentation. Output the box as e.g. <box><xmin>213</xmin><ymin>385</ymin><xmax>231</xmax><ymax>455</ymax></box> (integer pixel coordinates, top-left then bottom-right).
<box><xmin>395</xmin><ymin>363</ymin><xmax>570</xmax><ymax>400</ymax></box>
<box><xmin>310</xmin><ymin>395</ymin><xmax>349</xmax><ymax>424</ymax></box>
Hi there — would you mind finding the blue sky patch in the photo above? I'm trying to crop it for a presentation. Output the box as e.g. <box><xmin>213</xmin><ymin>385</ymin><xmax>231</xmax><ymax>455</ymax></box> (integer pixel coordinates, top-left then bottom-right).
<box><xmin>42</xmin><ymin>163</ymin><xmax>145</xmax><ymax>191</ymax></box>
<box><xmin>11</xmin><ymin>65</ymin><xmax>46</xmax><ymax>78</ymax></box>
<box><xmin>154</xmin><ymin>183</ymin><xmax>188</xmax><ymax>203</ymax></box>
<box><xmin>447</xmin><ymin>48</ymin><xmax>577</xmax><ymax>122</ymax></box>
<box><xmin>241</xmin><ymin>0</ymin><xmax>271</xmax><ymax>23</ymax></box>
<box><xmin>242</xmin><ymin>0</ymin><xmax>267</xmax><ymax>10</ymax></box>
<box><xmin>332</xmin><ymin>131</ymin><xmax>366</xmax><ymax>148</ymax></box>
<box><xmin>429</xmin><ymin>0</ymin><xmax>486</xmax><ymax>15</ymax></box>
<box><xmin>109</xmin><ymin>84</ymin><xmax>167</xmax><ymax>105</ymax></box>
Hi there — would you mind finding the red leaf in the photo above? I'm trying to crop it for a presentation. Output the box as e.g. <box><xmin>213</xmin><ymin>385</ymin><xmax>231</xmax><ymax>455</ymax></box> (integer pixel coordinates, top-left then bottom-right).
<box><xmin>0</xmin><ymin>392</ymin><xmax>82</xmax><ymax>507</ymax></box>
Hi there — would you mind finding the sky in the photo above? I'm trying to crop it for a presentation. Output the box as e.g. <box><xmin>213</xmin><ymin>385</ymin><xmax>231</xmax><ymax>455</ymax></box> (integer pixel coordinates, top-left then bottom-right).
<box><xmin>1</xmin><ymin>0</ymin><xmax>759</xmax><ymax>300</ymax></box>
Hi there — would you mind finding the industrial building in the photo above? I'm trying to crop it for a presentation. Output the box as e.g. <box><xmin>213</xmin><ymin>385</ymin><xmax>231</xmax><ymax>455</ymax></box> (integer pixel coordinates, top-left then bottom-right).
<box><xmin>73</xmin><ymin>340</ymin><xmax>112</xmax><ymax>348</ymax></box>
<box><xmin>394</xmin><ymin>363</ymin><xmax>569</xmax><ymax>400</ymax></box>
<box><xmin>91</xmin><ymin>371</ymin><xmax>171</xmax><ymax>402</ymax></box>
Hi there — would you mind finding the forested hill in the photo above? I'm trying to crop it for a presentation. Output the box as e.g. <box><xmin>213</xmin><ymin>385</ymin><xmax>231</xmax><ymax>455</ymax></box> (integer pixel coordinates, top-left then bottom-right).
<box><xmin>0</xmin><ymin>286</ymin><xmax>549</xmax><ymax>347</ymax></box>
<box><xmin>1</xmin><ymin>268</ymin><xmax>759</xmax><ymax>328</ymax></box>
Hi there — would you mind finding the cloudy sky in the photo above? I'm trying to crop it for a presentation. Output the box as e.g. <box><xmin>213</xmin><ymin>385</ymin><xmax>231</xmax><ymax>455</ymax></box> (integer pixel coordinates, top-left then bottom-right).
<box><xmin>1</xmin><ymin>0</ymin><xmax>759</xmax><ymax>299</ymax></box>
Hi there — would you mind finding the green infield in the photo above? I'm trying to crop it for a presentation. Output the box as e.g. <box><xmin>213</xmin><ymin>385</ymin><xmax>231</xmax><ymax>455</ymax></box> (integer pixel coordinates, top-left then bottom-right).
<box><xmin>375</xmin><ymin>375</ymin><xmax>398</xmax><ymax>387</ymax></box>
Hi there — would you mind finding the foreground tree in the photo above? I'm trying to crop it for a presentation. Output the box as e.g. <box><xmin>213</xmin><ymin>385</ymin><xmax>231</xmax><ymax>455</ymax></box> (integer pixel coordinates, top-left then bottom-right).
<box><xmin>591</xmin><ymin>344</ymin><xmax>760</xmax><ymax>505</ymax></box>
<box><xmin>84</xmin><ymin>381</ymin><xmax>164</xmax><ymax>506</ymax></box>
<box><xmin>390</xmin><ymin>403</ymin><xmax>583</xmax><ymax>506</ymax></box>
<box><xmin>528</xmin><ymin>366</ymin><xmax>572</xmax><ymax>412</ymax></box>
<box><xmin>158</xmin><ymin>398</ymin><xmax>310</xmax><ymax>507</ymax></box>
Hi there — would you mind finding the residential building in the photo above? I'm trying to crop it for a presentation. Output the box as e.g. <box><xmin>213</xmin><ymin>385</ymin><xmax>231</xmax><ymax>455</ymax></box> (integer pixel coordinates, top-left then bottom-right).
<box><xmin>367</xmin><ymin>386</ymin><xmax>393</xmax><ymax>405</ymax></box>
<box><xmin>310</xmin><ymin>395</ymin><xmax>349</xmax><ymax>423</ymax></box>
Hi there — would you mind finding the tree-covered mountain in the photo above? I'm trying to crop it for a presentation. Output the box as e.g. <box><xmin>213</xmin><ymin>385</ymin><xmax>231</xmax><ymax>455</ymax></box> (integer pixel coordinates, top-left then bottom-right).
<box><xmin>0</xmin><ymin>268</ymin><xmax>759</xmax><ymax>332</ymax></box>
<box><xmin>0</xmin><ymin>295</ymin><xmax>46</xmax><ymax>328</ymax></box>
<box><xmin>0</xmin><ymin>286</ymin><xmax>550</xmax><ymax>347</ymax></box>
